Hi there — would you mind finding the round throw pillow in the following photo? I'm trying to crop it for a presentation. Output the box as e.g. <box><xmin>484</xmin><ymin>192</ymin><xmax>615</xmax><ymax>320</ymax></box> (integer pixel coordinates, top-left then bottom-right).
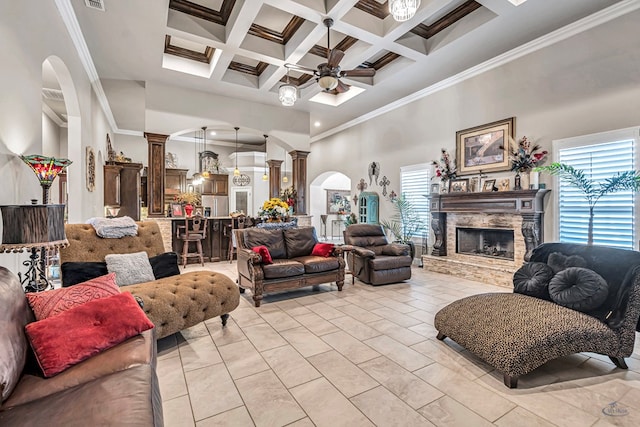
<box><xmin>548</xmin><ymin>267</ymin><xmax>609</xmax><ymax>312</ymax></box>
<box><xmin>513</xmin><ymin>262</ymin><xmax>554</xmax><ymax>300</ymax></box>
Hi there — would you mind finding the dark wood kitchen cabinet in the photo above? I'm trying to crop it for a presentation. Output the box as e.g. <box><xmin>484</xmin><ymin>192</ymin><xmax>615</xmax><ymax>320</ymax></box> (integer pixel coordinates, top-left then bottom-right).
<box><xmin>170</xmin><ymin>218</ymin><xmax>231</xmax><ymax>263</ymax></box>
<box><xmin>201</xmin><ymin>174</ymin><xmax>228</xmax><ymax>196</ymax></box>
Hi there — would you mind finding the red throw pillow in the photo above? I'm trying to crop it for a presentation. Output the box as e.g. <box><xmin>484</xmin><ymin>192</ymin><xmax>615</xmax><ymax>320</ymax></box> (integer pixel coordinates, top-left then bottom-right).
<box><xmin>26</xmin><ymin>273</ymin><xmax>120</xmax><ymax>320</ymax></box>
<box><xmin>25</xmin><ymin>292</ymin><xmax>154</xmax><ymax>377</ymax></box>
<box><xmin>312</xmin><ymin>243</ymin><xmax>335</xmax><ymax>257</ymax></box>
<box><xmin>251</xmin><ymin>246</ymin><xmax>273</xmax><ymax>264</ymax></box>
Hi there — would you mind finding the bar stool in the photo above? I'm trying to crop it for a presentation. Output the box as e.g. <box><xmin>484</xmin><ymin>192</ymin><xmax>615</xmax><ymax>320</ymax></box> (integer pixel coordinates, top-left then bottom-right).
<box><xmin>227</xmin><ymin>215</ymin><xmax>246</xmax><ymax>263</ymax></box>
<box><xmin>176</xmin><ymin>215</ymin><xmax>208</xmax><ymax>268</ymax></box>
<box><xmin>320</xmin><ymin>214</ymin><xmax>328</xmax><ymax>240</ymax></box>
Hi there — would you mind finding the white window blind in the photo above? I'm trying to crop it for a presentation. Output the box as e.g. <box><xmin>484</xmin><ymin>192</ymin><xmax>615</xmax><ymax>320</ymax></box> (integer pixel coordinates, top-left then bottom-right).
<box><xmin>400</xmin><ymin>164</ymin><xmax>430</xmax><ymax>240</ymax></box>
<box><xmin>558</xmin><ymin>139</ymin><xmax>635</xmax><ymax>249</ymax></box>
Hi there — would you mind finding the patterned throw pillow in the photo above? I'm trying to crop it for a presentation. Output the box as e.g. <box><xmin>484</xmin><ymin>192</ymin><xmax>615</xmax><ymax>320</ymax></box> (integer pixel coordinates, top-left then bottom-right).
<box><xmin>105</xmin><ymin>251</ymin><xmax>155</xmax><ymax>286</ymax></box>
<box><xmin>26</xmin><ymin>273</ymin><xmax>120</xmax><ymax>320</ymax></box>
<box><xmin>25</xmin><ymin>292</ymin><xmax>154</xmax><ymax>377</ymax></box>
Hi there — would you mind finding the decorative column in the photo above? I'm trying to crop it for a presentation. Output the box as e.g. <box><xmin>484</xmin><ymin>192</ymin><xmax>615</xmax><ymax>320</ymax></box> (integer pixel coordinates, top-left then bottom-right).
<box><xmin>144</xmin><ymin>133</ymin><xmax>168</xmax><ymax>217</ymax></box>
<box><xmin>290</xmin><ymin>150</ymin><xmax>310</xmax><ymax>215</ymax></box>
<box><xmin>521</xmin><ymin>213</ymin><xmax>543</xmax><ymax>261</ymax></box>
<box><xmin>431</xmin><ymin>212</ymin><xmax>447</xmax><ymax>256</ymax></box>
<box><xmin>266</xmin><ymin>159</ymin><xmax>283</xmax><ymax>199</ymax></box>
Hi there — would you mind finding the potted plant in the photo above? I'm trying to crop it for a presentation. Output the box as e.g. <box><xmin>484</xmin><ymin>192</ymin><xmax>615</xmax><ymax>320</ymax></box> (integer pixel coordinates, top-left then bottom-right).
<box><xmin>432</xmin><ymin>149</ymin><xmax>457</xmax><ymax>193</ymax></box>
<box><xmin>535</xmin><ymin>162</ymin><xmax>640</xmax><ymax>245</ymax></box>
<box><xmin>505</xmin><ymin>136</ymin><xmax>548</xmax><ymax>189</ymax></box>
<box><xmin>380</xmin><ymin>194</ymin><xmax>422</xmax><ymax>258</ymax></box>
<box><xmin>258</xmin><ymin>198</ymin><xmax>290</xmax><ymax>222</ymax></box>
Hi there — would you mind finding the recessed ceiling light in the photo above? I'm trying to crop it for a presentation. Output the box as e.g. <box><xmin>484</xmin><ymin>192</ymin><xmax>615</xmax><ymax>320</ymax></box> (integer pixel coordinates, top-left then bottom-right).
<box><xmin>508</xmin><ymin>0</ymin><xmax>528</xmax><ymax>5</ymax></box>
<box><xmin>210</xmin><ymin>131</ymin><xmax>216</xmax><ymax>136</ymax></box>
<box><xmin>314</xmin><ymin>121</ymin><xmax>321</xmax><ymax>127</ymax></box>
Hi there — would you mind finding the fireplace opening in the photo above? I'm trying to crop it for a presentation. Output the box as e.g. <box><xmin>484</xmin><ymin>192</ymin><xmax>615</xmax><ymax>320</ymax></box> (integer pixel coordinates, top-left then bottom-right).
<box><xmin>456</xmin><ymin>227</ymin><xmax>514</xmax><ymax>260</ymax></box>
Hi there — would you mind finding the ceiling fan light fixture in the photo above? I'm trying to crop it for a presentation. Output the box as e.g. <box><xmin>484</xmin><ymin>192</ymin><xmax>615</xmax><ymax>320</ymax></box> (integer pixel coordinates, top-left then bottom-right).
<box><xmin>318</xmin><ymin>75</ymin><xmax>338</xmax><ymax>91</ymax></box>
<box><xmin>233</xmin><ymin>126</ymin><xmax>240</xmax><ymax>176</ymax></box>
<box><xmin>389</xmin><ymin>0</ymin><xmax>421</xmax><ymax>22</ymax></box>
<box><xmin>278</xmin><ymin>83</ymin><xmax>297</xmax><ymax>106</ymax></box>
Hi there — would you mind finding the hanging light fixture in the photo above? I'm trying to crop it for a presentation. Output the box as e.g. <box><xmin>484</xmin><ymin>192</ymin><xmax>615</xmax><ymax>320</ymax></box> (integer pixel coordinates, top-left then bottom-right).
<box><xmin>233</xmin><ymin>127</ymin><xmax>240</xmax><ymax>176</ymax></box>
<box><xmin>279</xmin><ymin>67</ymin><xmax>297</xmax><ymax>107</ymax></box>
<box><xmin>201</xmin><ymin>127</ymin><xmax>210</xmax><ymax>179</ymax></box>
<box><xmin>262</xmin><ymin>134</ymin><xmax>269</xmax><ymax>181</ymax></box>
<box><xmin>389</xmin><ymin>0</ymin><xmax>421</xmax><ymax>22</ymax></box>
<box><xmin>192</xmin><ymin>130</ymin><xmax>203</xmax><ymax>185</ymax></box>
<box><xmin>282</xmin><ymin>148</ymin><xmax>289</xmax><ymax>183</ymax></box>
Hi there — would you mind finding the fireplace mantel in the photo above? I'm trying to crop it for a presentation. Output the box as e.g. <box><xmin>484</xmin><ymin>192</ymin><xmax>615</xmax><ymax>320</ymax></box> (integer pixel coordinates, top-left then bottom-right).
<box><xmin>430</xmin><ymin>189</ymin><xmax>550</xmax><ymax>261</ymax></box>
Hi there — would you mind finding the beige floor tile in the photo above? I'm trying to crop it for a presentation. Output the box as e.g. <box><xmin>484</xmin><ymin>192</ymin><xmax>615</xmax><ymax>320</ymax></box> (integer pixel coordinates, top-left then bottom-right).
<box><xmin>178</xmin><ymin>336</ymin><xmax>223</xmax><ymax>372</ymax></box>
<box><xmin>158</xmin><ymin>334</ymin><xmax>180</xmax><ymax>360</ymax></box>
<box><xmin>321</xmin><ymin>330</ymin><xmax>381</xmax><ymax>364</ymax></box>
<box><xmin>418</xmin><ymin>396</ymin><xmax>493</xmax><ymax>427</ymax></box>
<box><xmin>163</xmin><ymin>395</ymin><xmax>195</xmax><ymax>427</ymax></box>
<box><xmin>411</xmin><ymin>339</ymin><xmax>493</xmax><ymax>380</ymax></box>
<box><xmin>228</xmin><ymin>306</ymin><xmax>266</xmax><ymax>328</ymax></box>
<box><xmin>259</xmin><ymin>310</ymin><xmax>302</xmax><ymax>332</ymax></box>
<box><xmin>284</xmin><ymin>417</ymin><xmax>315</xmax><ymax>427</ymax></box>
<box><xmin>294</xmin><ymin>312</ymin><xmax>341</xmax><ymax>336</ymax></box>
<box><xmin>179</xmin><ymin>323</ymin><xmax>211</xmax><ymax>340</ymax></box>
<box><xmin>196</xmin><ymin>406</ymin><xmax>255</xmax><ymax>427</ymax></box>
<box><xmin>373</xmin><ymin>298</ymin><xmax>418</xmax><ymax>313</ymax></box>
<box><xmin>308</xmin><ymin>350</ymin><xmax>378</xmax><ymax>397</ymax></box>
<box><xmin>328</xmin><ymin>315</ymin><xmax>381</xmax><ymax>341</ymax></box>
<box><xmin>290</xmin><ymin>378</ymin><xmax>374</xmax><ymax>427</ymax></box>
<box><xmin>261</xmin><ymin>344</ymin><xmax>322</xmax><ymax>388</ymax></box>
<box><xmin>371</xmin><ymin>306</ymin><xmax>423</xmax><ymax>327</ymax></box>
<box><xmin>620</xmin><ymin>385</ymin><xmax>640</xmax><ymax>410</ymax></box>
<box><xmin>336</xmin><ymin>303</ymin><xmax>384</xmax><ymax>323</ymax></box>
<box><xmin>184</xmin><ymin>364</ymin><xmax>244</xmax><ymax>421</ymax></box>
<box><xmin>157</xmin><ymin>354</ymin><xmax>188</xmax><ymax>401</ymax></box>
<box><xmin>240</xmin><ymin>322</ymin><xmax>288</xmax><ymax>352</ymax></box>
<box><xmin>342</xmin><ymin>296</ymin><xmax>384</xmax><ymax>311</ymax></box>
<box><xmin>217</xmin><ymin>339</ymin><xmax>269</xmax><ymax>379</ymax></box>
<box><xmin>208</xmin><ymin>318</ymin><xmax>248</xmax><ymax>347</ymax></box>
<box><xmin>351</xmin><ymin>385</ymin><xmax>434</xmax><ymax>426</ymax></box>
<box><xmin>280</xmin><ymin>326</ymin><xmax>332</xmax><ymax>357</ymax></box>
<box><xmin>305</xmin><ymin>301</ymin><xmax>346</xmax><ymax>319</ymax></box>
<box><xmin>368</xmin><ymin>318</ymin><xmax>427</xmax><ymax>346</ymax></box>
<box><xmin>364</xmin><ymin>335</ymin><xmax>434</xmax><ymax>372</ymax></box>
<box><xmin>414</xmin><ymin>363</ymin><xmax>515</xmax><ymax>422</ymax></box>
<box><xmin>235</xmin><ymin>370</ymin><xmax>306</xmax><ymax>427</ymax></box>
<box><xmin>359</xmin><ymin>356</ymin><xmax>443</xmax><ymax>409</ymax></box>
<box><xmin>408</xmin><ymin>323</ymin><xmax>438</xmax><ymax>337</ymax></box>
<box><xmin>494</xmin><ymin>406</ymin><xmax>566</xmax><ymax>427</ymax></box>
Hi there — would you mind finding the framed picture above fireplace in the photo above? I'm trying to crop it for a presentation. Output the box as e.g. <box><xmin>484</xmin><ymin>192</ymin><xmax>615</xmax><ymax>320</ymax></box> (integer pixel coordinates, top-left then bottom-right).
<box><xmin>456</xmin><ymin>117</ymin><xmax>515</xmax><ymax>175</ymax></box>
<box><xmin>449</xmin><ymin>178</ymin><xmax>469</xmax><ymax>193</ymax></box>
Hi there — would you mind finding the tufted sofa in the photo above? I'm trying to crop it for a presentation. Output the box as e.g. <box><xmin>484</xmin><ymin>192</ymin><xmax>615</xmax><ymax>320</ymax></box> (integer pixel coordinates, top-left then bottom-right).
<box><xmin>434</xmin><ymin>243</ymin><xmax>640</xmax><ymax>388</ymax></box>
<box><xmin>61</xmin><ymin>221</ymin><xmax>240</xmax><ymax>339</ymax></box>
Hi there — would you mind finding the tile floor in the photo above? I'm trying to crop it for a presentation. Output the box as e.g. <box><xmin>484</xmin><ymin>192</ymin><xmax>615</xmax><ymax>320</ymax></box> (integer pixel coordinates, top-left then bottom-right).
<box><xmin>157</xmin><ymin>263</ymin><xmax>640</xmax><ymax>427</ymax></box>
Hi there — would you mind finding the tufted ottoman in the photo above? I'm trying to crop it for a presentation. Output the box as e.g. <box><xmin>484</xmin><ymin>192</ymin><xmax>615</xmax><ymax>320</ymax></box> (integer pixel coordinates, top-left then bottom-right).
<box><xmin>61</xmin><ymin>222</ymin><xmax>240</xmax><ymax>339</ymax></box>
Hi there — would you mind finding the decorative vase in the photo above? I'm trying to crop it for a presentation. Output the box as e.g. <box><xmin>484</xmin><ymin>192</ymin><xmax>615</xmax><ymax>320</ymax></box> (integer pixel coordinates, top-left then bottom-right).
<box><xmin>184</xmin><ymin>203</ymin><xmax>194</xmax><ymax>217</ymax></box>
<box><xmin>513</xmin><ymin>174</ymin><xmax>522</xmax><ymax>191</ymax></box>
<box><xmin>267</xmin><ymin>217</ymin><xmax>282</xmax><ymax>223</ymax></box>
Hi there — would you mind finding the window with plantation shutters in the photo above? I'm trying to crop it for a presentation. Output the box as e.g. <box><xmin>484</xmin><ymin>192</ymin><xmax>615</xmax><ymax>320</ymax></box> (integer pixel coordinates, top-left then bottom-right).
<box><xmin>400</xmin><ymin>164</ymin><xmax>430</xmax><ymax>240</ymax></box>
<box><xmin>556</xmin><ymin>130</ymin><xmax>638</xmax><ymax>250</ymax></box>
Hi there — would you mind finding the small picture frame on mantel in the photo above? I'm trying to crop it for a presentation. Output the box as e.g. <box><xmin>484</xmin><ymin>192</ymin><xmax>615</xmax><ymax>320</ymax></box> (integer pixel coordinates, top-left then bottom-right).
<box><xmin>430</xmin><ymin>183</ymin><xmax>440</xmax><ymax>194</ymax></box>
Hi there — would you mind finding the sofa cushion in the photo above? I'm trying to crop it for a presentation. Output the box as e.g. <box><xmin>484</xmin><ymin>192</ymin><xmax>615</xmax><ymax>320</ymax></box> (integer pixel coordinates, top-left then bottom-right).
<box><xmin>369</xmin><ymin>255</ymin><xmax>413</xmax><ymax>271</ymax></box>
<box><xmin>293</xmin><ymin>256</ymin><xmax>340</xmax><ymax>274</ymax></box>
<box><xmin>25</xmin><ymin>292</ymin><xmax>154</xmax><ymax>377</ymax></box>
<box><xmin>0</xmin><ymin>267</ymin><xmax>32</xmax><ymax>403</ymax></box>
<box><xmin>382</xmin><ymin>244</ymin><xmax>409</xmax><ymax>256</ymax></box>
<box><xmin>312</xmin><ymin>242</ymin><xmax>334</xmax><ymax>257</ymax></box>
<box><xmin>284</xmin><ymin>227</ymin><xmax>318</xmax><ymax>258</ymax></box>
<box><xmin>262</xmin><ymin>259</ymin><xmax>305</xmax><ymax>279</ymax></box>
<box><xmin>26</xmin><ymin>273</ymin><xmax>120</xmax><ymax>320</ymax></box>
<box><xmin>61</xmin><ymin>261</ymin><xmax>109</xmax><ymax>287</ymax></box>
<box><xmin>150</xmin><ymin>252</ymin><xmax>180</xmax><ymax>279</ymax></box>
<box><xmin>243</xmin><ymin>228</ymin><xmax>286</xmax><ymax>259</ymax></box>
<box><xmin>513</xmin><ymin>262</ymin><xmax>554</xmax><ymax>300</ymax></box>
<box><xmin>105</xmin><ymin>251</ymin><xmax>155</xmax><ymax>286</ymax></box>
<box><xmin>548</xmin><ymin>252</ymin><xmax>587</xmax><ymax>274</ymax></box>
<box><xmin>549</xmin><ymin>267</ymin><xmax>609</xmax><ymax>312</ymax></box>
<box><xmin>252</xmin><ymin>246</ymin><xmax>273</xmax><ymax>264</ymax></box>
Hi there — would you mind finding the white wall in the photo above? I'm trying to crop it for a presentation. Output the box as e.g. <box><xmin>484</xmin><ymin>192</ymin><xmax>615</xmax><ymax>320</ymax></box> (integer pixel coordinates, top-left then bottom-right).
<box><xmin>309</xmin><ymin>9</ymin><xmax>640</xmax><ymax>245</ymax></box>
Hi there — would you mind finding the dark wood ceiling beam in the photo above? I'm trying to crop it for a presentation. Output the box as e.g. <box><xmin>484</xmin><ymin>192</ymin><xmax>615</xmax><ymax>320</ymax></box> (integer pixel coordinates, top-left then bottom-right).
<box><xmin>169</xmin><ymin>0</ymin><xmax>236</xmax><ymax>26</ymax></box>
<box><xmin>164</xmin><ymin>35</ymin><xmax>213</xmax><ymax>64</ymax></box>
<box><xmin>361</xmin><ymin>51</ymin><xmax>400</xmax><ymax>70</ymax></box>
<box><xmin>279</xmin><ymin>74</ymin><xmax>312</xmax><ymax>86</ymax></box>
<box><xmin>411</xmin><ymin>0</ymin><xmax>482</xmax><ymax>40</ymax></box>
<box><xmin>248</xmin><ymin>16</ymin><xmax>305</xmax><ymax>45</ymax></box>
<box><xmin>228</xmin><ymin>61</ymin><xmax>269</xmax><ymax>76</ymax></box>
<box><xmin>355</xmin><ymin>0</ymin><xmax>389</xmax><ymax>20</ymax></box>
<box><xmin>309</xmin><ymin>35</ymin><xmax>358</xmax><ymax>59</ymax></box>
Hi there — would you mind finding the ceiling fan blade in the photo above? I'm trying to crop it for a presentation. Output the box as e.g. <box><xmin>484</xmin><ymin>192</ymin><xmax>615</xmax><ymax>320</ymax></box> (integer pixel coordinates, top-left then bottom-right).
<box><xmin>335</xmin><ymin>80</ymin><xmax>350</xmax><ymax>94</ymax></box>
<box><xmin>284</xmin><ymin>63</ymin><xmax>317</xmax><ymax>76</ymax></box>
<box><xmin>341</xmin><ymin>68</ymin><xmax>376</xmax><ymax>77</ymax></box>
<box><xmin>327</xmin><ymin>49</ymin><xmax>345</xmax><ymax>68</ymax></box>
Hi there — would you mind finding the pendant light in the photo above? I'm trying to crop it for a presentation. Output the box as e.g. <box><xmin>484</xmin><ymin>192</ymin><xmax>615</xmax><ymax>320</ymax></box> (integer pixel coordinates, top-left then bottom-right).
<box><xmin>201</xmin><ymin>127</ymin><xmax>210</xmax><ymax>179</ymax></box>
<box><xmin>389</xmin><ymin>0</ymin><xmax>421</xmax><ymax>22</ymax></box>
<box><xmin>282</xmin><ymin>147</ymin><xmax>289</xmax><ymax>183</ymax></box>
<box><xmin>262</xmin><ymin>134</ymin><xmax>269</xmax><ymax>181</ymax></box>
<box><xmin>233</xmin><ymin>126</ymin><xmax>240</xmax><ymax>176</ymax></box>
<box><xmin>279</xmin><ymin>68</ymin><xmax>297</xmax><ymax>106</ymax></box>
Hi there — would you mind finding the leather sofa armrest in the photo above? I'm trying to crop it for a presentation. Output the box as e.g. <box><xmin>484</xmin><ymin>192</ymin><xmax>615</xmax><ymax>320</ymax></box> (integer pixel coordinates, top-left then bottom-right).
<box><xmin>352</xmin><ymin>247</ymin><xmax>376</xmax><ymax>258</ymax></box>
<box><xmin>332</xmin><ymin>246</ymin><xmax>345</xmax><ymax>257</ymax></box>
<box><xmin>382</xmin><ymin>243</ymin><xmax>410</xmax><ymax>256</ymax></box>
<box><xmin>237</xmin><ymin>248</ymin><xmax>263</xmax><ymax>279</ymax></box>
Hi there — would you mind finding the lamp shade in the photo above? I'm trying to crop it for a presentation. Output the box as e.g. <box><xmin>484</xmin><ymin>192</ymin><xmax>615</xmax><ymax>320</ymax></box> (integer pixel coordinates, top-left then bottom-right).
<box><xmin>318</xmin><ymin>75</ymin><xmax>338</xmax><ymax>91</ymax></box>
<box><xmin>0</xmin><ymin>205</ymin><xmax>68</xmax><ymax>253</ymax></box>
<box><xmin>278</xmin><ymin>84</ymin><xmax>297</xmax><ymax>106</ymax></box>
<box><xmin>20</xmin><ymin>155</ymin><xmax>72</xmax><ymax>186</ymax></box>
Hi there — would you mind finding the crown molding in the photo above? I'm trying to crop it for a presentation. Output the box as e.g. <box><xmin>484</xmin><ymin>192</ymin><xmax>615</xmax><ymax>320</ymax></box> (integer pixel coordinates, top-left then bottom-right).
<box><xmin>311</xmin><ymin>0</ymin><xmax>640</xmax><ymax>143</ymax></box>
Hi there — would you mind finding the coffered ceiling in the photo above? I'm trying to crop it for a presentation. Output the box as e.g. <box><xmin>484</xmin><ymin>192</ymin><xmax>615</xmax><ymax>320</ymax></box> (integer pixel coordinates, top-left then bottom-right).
<box><xmin>70</xmin><ymin>0</ymin><xmax>624</xmax><ymax>138</ymax></box>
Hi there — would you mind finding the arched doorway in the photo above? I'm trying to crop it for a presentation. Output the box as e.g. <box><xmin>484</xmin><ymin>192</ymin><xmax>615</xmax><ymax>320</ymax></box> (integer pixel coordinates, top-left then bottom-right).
<box><xmin>310</xmin><ymin>172</ymin><xmax>352</xmax><ymax>242</ymax></box>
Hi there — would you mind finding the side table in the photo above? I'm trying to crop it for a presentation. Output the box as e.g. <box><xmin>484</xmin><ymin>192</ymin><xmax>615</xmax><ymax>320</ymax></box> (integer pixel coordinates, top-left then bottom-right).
<box><xmin>338</xmin><ymin>244</ymin><xmax>355</xmax><ymax>284</ymax></box>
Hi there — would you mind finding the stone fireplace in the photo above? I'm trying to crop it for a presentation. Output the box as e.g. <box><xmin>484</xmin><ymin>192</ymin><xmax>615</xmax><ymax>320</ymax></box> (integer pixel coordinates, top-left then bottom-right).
<box><xmin>422</xmin><ymin>189</ymin><xmax>550</xmax><ymax>287</ymax></box>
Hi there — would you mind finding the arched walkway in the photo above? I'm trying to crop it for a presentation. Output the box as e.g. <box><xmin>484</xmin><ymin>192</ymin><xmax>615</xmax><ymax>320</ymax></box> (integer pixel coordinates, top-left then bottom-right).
<box><xmin>309</xmin><ymin>171</ymin><xmax>352</xmax><ymax>242</ymax></box>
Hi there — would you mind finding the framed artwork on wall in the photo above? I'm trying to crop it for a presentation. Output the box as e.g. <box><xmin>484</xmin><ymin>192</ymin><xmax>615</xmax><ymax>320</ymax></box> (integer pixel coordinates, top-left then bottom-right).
<box><xmin>456</xmin><ymin>117</ymin><xmax>515</xmax><ymax>175</ymax></box>
<box><xmin>497</xmin><ymin>178</ymin><xmax>511</xmax><ymax>191</ymax></box>
<box><xmin>171</xmin><ymin>203</ymin><xmax>184</xmax><ymax>217</ymax></box>
<box><xmin>326</xmin><ymin>189</ymin><xmax>351</xmax><ymax>214</ymax></box>
<box><xmin>86</xmin><ymin>147</ymin><xmax>96</xmax><ymax>192</ymax></box>
<box><xmin>482</xmin><ymin>179</ymin><xmax>496</xmax><ymax>192</ymax></box>
<box><xmin>449</xmin><ymin>178</ymin><xmax>469</xmax><ymax>193</ymax></box>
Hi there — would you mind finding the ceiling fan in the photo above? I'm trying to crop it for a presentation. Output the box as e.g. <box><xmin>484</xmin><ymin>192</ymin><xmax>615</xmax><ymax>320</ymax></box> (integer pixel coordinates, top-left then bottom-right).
<box><xmin>285</xmin><ymin>18</ymin><xmax>375</xmax><ymax>94</ymax></box>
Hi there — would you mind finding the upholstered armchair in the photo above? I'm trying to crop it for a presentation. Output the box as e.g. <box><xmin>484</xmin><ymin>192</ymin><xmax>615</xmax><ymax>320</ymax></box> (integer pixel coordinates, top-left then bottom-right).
<box><xmin>343</xmin><ymin>224</ymin><xmax>412</xmax><ymax>285</ymax></box>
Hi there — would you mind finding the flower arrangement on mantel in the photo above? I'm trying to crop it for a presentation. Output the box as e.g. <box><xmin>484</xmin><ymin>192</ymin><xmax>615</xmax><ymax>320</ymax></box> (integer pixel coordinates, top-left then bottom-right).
<box><xmin>432</xmin><ymin>149</ymin><xmax>457</xmax><ymax>182</ymax></box>
<box><xmin>258</xmin><ymin>198</ymin><xmax>289</xmax><ymax>221</ymax></box>
<box><xmin>174</xmin><ymin>192</ymin><xmax>201</xmax><ymax>205</ymax></box>
<box><xmin>506</xmin><ymin>136</ymin><xmax>548</xmax><ymax>173</ymax></box>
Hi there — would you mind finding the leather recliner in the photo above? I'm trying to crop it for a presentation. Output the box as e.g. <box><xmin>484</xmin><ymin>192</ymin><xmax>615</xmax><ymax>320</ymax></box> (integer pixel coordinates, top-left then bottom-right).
<box><xmin>344</xmin><ymin>224</ymin><xmax>412</xmax><ymax>285</ymax></box>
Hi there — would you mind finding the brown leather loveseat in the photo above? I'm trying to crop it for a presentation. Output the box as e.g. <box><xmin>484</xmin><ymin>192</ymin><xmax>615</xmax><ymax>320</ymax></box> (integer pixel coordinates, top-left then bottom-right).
<box><xmin>0</xmin><ymin>267</ymin><xmax>163</xmax><ymax>425</ymax></box>
<box><xmin>344</xmin><ymin>224</ymin><xmax>413</xmax><ymax>285</ymax></box>
<box><xmin>236</xmin><ymin>226</ymin><xmax>345</xmax><ymax>306</ymax></box>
